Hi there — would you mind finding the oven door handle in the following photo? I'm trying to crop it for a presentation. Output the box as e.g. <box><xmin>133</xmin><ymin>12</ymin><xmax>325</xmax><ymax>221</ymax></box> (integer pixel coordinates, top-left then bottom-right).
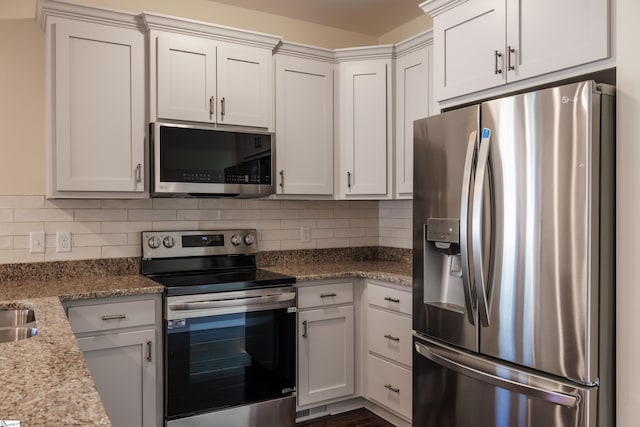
<box><xmin>168</xmin><ymin>291</ymin><xmax>296</xmax><ymax>311</ymax></box>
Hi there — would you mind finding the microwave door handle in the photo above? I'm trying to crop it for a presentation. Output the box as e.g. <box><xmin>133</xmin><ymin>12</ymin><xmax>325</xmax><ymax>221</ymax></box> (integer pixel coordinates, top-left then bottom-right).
<box><xmin>472</xmin><ymin>128</ymin><xmax>492</xmax><ymax>327</ymax></box>
<box><xmin>460</xmin><ymin>130</ymin><xmax>478</xmax><ymax>325</ymax></box>
<box><xmin>169</xmin><ymin>292</ymin><xmax>296</xmax><ymax>311</ymax></box>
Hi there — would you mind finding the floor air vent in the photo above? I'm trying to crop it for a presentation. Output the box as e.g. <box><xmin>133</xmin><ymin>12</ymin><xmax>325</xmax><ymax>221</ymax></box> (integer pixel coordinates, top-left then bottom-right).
<box><xmin>296</xmin><ymin>405</ymin><xmax>328</xmax><ymax>421</ymax></box>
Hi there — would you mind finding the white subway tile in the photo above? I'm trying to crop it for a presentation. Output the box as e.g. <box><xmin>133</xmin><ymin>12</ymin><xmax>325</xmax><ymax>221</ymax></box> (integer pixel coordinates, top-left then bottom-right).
<box><xmin>101</xmin><ymin>245</ymin><xmax>141</xmax><ymax>258</ymax></box>
<box><xmin>379</xmin><ymin>200</ymin><xmax>412</xmax><ymax>209</ymax></box>
<box><xmin>45</xmin><ymin>199</ymin><xmax>101</xmax><ymax>209</ymax></box>
<box><xmin>0</xmin><ymin>196</ymin><xmax>44</xmax><ymax>209</ymax></box>
<box><xmin>379</xmin><ymin>218</ymin><xmax>404</xmax><ymax>228</ymax></box>
<box><xmin>127</xmin><ymin>232</ymin><xmax>141</xmax><ymax>245</ymax></box>
<box><xmin>128</xmin><ymin>209</ymin><xmax>177</xmax><ymax>221</ymax></box>
<box><xmin>280</xmin><ymin>219</ymin><xmax>316</xmax><ymax>228</ymax></box>
<box><xmin>15</xmin><ymin>208</ymin><xmax>74</xmax><ymax>222</ymax></box>
<box><xmin>316</xmin><ymin>238</ymin><xmax>350</xmax><ymax>249</ymax></box>
<box><xmin>152</xmin><ymin>221</ymin><xmax>198</xmax><ymax>231</ymax></box>
<box><xmin>151</xmin><ymin>199</ymin><xmax>198</xmax><ymax>209</ymax></box>
<box><xmin>0</xmin><ymin>209</ymin><xmax>13</xmax><ymax>222</ymax></box>
<box><xmin>0</xmin><ymin>249</ymin><xmax>45</xmax><ymax>264</ymax></box>
<box><xmin>261</xmin><ymin>209</ymin><xmax>299</xmax><ymax>220</ymax></box>
<box><xmin>379</xmin><ymin>237</ymin><xmax>412</xmax><ymax>249</ymax></box>
<box><xmin>258</xmin><ymin>240</ymin><xmax>281</xmax><ymax>251</ymax></box>
<box><xmin>334</xmin><ymin>228</ymin><xmax>366</xmax><ymax>238</ymax></box>
<box><xmin>0</xmin><ymin>237</ymin><xmax>12</xmax><ymax>249</ymax></box>
<box><xmin>199</xmin><ymin>199</ymin><xmax>242</xmax><ymax>209</ymax></box>
<box><xmin>178</xmin><ymin>210</ymin><xmax>221</xmax><ymax>221</ymax></box>
<box><xmin>280</xmin><ymin>239</ymin><xmax>317</xmax><ymax>250</ymax></box>
<box><xmin>349</xmin><ymin>237</ymin><xmax>379</xmax><ymax>246</ymax></box>
<box><xmin>74</xmin><ymin>233</ymin><xmax>128</xmax><ymax>247</ymax></box>
<box><xmin>220</xmin><ymin>210</ymin><xmax>261</xmax><ymax>221</ymax></box>
<box><xmin>317</xmin><ymin>219</ymin><xmax>350</xmax><ymax>229</ymax></box>
<box><xmin>0</xmin><ymin>223</ymin><xmax>44</xmax><ymax>236</ymax></box>
<box><xmin>349</xmin><ymin>218</ymin><xmax>378</xmax><ymax>228</ymax></box>
<box><xmin>349</xmin><ymin>200</ymin><xmax>379</xmax><ymax>209</ymax></box>
<box><xmin>44</xmin><ymin>246</ymin><xmax>101</xmax><ymax>262</ymax></box>
<box><xmin>45</xmin><ymin>222</ymin><xmax>101</xmax><ymax>234</ymax></box>
<box><xmin>241</xmin><ymin>199</ymin><xmax>282</xmax><ymax>209</ymax></box>
<box><xmin>310</xmin><ymin>228</ymin><xmax>334</xmax><ymax>239</ymax></box>
<box><xmin>102</xmin><ymin>199</ymin><xmax>153</xmax><ymax>209</ymax></box>
<box><xmin>101</xmin><ymin>221</ymin><xmax>152</xmax><ymax>233</ymax></box>
<box><xmin>75</xmin><ymin>209</ymin><xmax>127</xmax><ymax>222</ymax></box>
<box><xmin>261</xmin><ymin>229</ymin><xmax>298</xmax><ymax>241</ymax></box>
<box><xmin>299</xmin><ymin>209</ymin><xmax>334</xmax><ymax>219</ymax></box>
<box><xmin>13</xmin><ymin>236</ymin><xmax>29</xmax><ymax>249</ymax></box>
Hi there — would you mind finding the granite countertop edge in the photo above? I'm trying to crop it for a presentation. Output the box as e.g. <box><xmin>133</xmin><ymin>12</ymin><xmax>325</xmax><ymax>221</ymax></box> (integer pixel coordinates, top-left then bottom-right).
<box><xmin>0</xmin><ymin>259</ymin><xmax>410</xmax><ymax>426</ymax></box>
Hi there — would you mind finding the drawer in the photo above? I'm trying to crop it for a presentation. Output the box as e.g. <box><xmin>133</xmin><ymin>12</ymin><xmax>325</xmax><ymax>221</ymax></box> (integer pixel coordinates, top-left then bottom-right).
<box><xmin>366</xmin><ymin>354</ymin><xmax>412</xmax><ymax>420</ymax></box>
<box><xmin>67</xmin><ymin>299</ymin><xmax>156</xmax><ymax>334</ymax></box>
<box><xmin>367</xmin><ymin>306</ymin><xmax>412</xmax><ymax>367</ymax></box>
<box><xmin>297</xmin><ymin>282</ymin><xmax>353</xmax><ymax>309</ymax></box>
<box><xmin>367</xmin><ymin>282</ymin><xmax>411</xmax><ymax>315</ymax></box>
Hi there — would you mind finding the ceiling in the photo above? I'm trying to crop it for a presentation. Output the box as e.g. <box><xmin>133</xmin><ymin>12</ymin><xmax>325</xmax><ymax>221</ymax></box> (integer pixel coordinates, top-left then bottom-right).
<box><xmin>208</xmin><ymin>0</ymin><xmax>426</xmax><ymax>37</ymax></box>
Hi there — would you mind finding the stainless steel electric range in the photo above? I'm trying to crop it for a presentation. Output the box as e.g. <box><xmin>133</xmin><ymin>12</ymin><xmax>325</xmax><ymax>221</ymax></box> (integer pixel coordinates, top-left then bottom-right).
<box><xmin>140</xmin><ymin>229</ymin><xmax>297</xmax><ymax>427</ymax></box>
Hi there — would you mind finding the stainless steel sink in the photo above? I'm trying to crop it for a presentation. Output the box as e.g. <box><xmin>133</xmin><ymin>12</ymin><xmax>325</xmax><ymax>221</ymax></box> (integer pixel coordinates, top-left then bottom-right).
<box><xmin>0</xmin><ymin>326</ymin><xmax>38</xmax><ymax>343</ymax></box>
<box><xmin>0</xmin><ymin>309</ymin><xmax>36</xmax><ymax>327</ymax></box>
<box><xmin>0</xmin><ymin>308</ymin><xmax>37</xmax><ymax>343</ymax></box>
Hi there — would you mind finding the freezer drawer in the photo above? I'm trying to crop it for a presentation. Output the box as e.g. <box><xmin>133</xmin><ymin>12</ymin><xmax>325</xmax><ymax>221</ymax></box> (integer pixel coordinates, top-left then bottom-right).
<box><xmin>413</xmin><ymin>336</ymin><xmax>598</xmax><ymax>427</ymax></box>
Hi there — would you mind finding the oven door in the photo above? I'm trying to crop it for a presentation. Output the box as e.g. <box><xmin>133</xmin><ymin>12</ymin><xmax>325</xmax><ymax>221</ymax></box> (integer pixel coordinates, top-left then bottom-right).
<box><xmin>165</xmin><ymin>287</ymin><xmax>296</xmax><ymax>422</ymax></box>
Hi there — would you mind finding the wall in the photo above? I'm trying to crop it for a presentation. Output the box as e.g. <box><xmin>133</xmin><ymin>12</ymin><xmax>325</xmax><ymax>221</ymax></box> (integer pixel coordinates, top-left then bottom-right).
<box><xmin>616</xmin><ymin>0</ymin><xmax>640</xmax><ymax>424</ymax></box>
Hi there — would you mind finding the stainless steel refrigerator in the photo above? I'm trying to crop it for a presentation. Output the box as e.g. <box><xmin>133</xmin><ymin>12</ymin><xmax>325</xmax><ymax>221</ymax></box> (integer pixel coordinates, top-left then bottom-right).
<box><xmin>412</xmin><ymin>80</ymin><xmax>614</xmax><ymax>427</ymax></box>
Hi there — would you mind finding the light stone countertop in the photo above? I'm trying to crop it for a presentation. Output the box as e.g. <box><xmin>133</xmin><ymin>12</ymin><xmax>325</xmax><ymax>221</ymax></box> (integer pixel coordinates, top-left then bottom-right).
<box><xmin>0</xmin><ymin>275</ymin><xmax>163</xmax><ymax>427</ymax></box>
<box><xmin>0</xmin><ymin>259</ymin><xmax>409</xmax><ymax>426</ymax></box>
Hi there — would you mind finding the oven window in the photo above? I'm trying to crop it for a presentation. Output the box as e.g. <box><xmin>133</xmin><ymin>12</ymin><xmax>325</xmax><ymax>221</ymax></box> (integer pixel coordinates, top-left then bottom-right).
<box><xmin>159</xmin><ymin>126</ymin><xmax>272</xmax><ymax>185</ymax></box>
<box><xmin>166</xmin><ymin>307</ymin><xmax>295</xmax><ymax>420</ymax></box>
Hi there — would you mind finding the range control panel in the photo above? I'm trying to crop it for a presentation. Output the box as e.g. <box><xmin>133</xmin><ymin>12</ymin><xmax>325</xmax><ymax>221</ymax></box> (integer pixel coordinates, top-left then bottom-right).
<box><xmin>142</xmin><ymin>229</ymin><xmax>257</xmax><ymax>259</ymax></box>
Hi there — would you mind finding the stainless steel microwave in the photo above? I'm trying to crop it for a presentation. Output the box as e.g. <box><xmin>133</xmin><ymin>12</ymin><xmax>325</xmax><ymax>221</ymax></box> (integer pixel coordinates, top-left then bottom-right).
<box><xmin>150</xmin><ymin>123</ymin><xmax>274</xmax><ymax>198</ymax></box>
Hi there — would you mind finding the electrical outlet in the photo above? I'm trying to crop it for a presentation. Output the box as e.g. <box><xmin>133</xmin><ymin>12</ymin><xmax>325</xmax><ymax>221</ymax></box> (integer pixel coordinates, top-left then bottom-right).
<box><xmin>300</xmin><ymin>226</ymin><xmax>310</xmax><ymax>243</ymax></box>
<box><xmin>56</xmin><ymin>231</ymin><xmax>71</xmax><ymax>253</ymax></box>
<box><xmin>29</xmin><ymin>231</ymin><xmax>45</xmax><ymax>254</ymax></box>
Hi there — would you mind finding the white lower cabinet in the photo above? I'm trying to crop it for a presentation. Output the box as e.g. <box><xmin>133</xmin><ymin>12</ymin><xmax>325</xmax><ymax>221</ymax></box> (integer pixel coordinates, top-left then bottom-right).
<box><xmin>365</xmin><ymin>281</ymin><xmax>413</xmax><ymax>422</ymax></box>
<box><xmin>65</xmin><ymin>294</ymin><xmax>162</xmax><ymax>427</ymax></box>
<box><xmin>297</xmin><ymin>282</ymin><xmax>355</xmax><ymax>407</ymax></box>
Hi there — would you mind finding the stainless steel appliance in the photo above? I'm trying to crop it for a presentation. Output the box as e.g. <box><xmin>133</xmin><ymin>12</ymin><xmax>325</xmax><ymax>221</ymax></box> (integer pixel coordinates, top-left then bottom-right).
<box><xmin>412</xmin><ymin>81</ymin><xmax>614</xmax><ymax>427</ymax></box>
<box><xmin>141</xmin><ymin>229</ymin><xmax>297</xmax><ymax>427</ymax></box>
<box><xmin>150</xmin><ymin>122</ymin><xmax>274</xmax><ymax>198</ymax></box>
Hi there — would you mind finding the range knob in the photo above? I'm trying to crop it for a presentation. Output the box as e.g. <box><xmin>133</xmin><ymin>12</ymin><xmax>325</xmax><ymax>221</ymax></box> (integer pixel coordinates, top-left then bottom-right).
<box><xmin>147</xmin><ymin>236</ymin><xmax>161</xmax><ymax>249</ymax></box>
<box><xmin>230</xmin><ymin>234</ymin><xmax>242</xmax><ymax>246</ymax></box>
<box><xmin>243</xmin><ymin>234</ymin><xmax>255</xmax><ymax>246</ymax></box>
<box><xmin>163</xmin><ymin>236</ymin><xmax>176</xmax><ymax>248</ymax></box>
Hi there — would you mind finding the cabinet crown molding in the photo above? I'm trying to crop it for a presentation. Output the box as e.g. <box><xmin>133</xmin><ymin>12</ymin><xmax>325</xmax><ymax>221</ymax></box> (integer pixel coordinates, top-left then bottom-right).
<box><xmin>37</xmin><ymin>0</ymin><xmax>140</xmax><ymax>30</ymax></box>
<box><xmin>334</xmin><ymin>44</ymin><xmax>394</xmax><ymax>63</ymax></box>
<box><xmin>394</xmin><ymin>30</ymin><xmax>433</xmax><ymax>58</ymax></box>
<box><xmin>141</xmin><ymin>12</ymin><xmax>282</xmax><ymax>50</ymax></box>
<box><xmin>274</xmin><ymin>41</ymin><xmax>336</xmax><ymax>63</ymax></box>
<box><xmin>419</xmin><ymin>0</ymin><xmax>470</xmax><ymax>17</ymax></box>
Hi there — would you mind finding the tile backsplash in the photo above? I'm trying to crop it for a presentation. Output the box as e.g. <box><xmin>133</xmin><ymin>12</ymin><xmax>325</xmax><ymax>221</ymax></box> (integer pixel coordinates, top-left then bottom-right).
<box><xmin>0</xmin><ymin>196</ymin><xmax>412</xmax><ymax>264</ymax></box>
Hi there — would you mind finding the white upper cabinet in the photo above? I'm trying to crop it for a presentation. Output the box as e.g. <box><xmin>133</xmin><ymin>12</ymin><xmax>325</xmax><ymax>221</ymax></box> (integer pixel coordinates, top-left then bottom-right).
<box><xmin>39</xmin><ymin>2</ymin><xmax>146</xmax><ymax>198</ymax></box>
<box><xmin>274</xmin><ymin>44</ymin><xmax>334</xmax><ymax>196</ymax></box>
<box><xmin>145</xmin><ymin>13</ymin><xmax>280</xmax><ymax>130</ymax></box>
<box><xmin>424</xmin><ymin>0</ymin><xmax>611</xmax><ymax>101</ymax></box>
<box><xmin>394</xmin><ymin>32</ymin><xmax>432</xmax><ymax>199</ymax></box>
<box><xmin>336</xmin><ymin>46</ymin><xmax>394</xmax><ymax>199</ymax></box>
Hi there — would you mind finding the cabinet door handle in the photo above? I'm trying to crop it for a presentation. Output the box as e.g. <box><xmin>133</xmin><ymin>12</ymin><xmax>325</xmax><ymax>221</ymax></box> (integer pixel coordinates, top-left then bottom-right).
<box><xmin>146</xmin><ymin>341</ymin><xmax>152</xmax><ymax>362</ymax></box>
<box><xmin>347</xmin><ymin>171</ymin><xmax>352</xmax><ymax>189</ymax></box>
<box><xmin>279</xmin><ymin>170</ymin><xmax>284</xmax><ymax>188</ymax></box>
<box><xmin>221</xmin><ymin>97</ymin><xmax>226</xmax><ymax>116</ymax></box>
<box><xmin>384</xmin><ymin>384</ymin><xmax>400</xmax><ymax>393</ymax></box>
<box><xmin>384</xmin><ymin>297</ymin><xmax>400</xmax><ymax>304</ymax></box>
<box><xmin>384</xmin><ymin>334</ymin><xmax>400</xmax><ymax>342</ymax></box>
<box><xmin>302</xmin><ymin>320</ymin><xmax>308</xmax><ymax>338</ymax></box>
<box><xmin>101</xmin><ymin>314</ymin><xmax>127</xmax><ymax>321</ymax></box>
<box><xmin>135</xmin><ymin>163</ymin><xmax>142</xmax><ymax>183</ymax></box>
<box><xmin>507</xmin><ymin>46</ymin><xmax>515</xmax><ymax>71</ymax></box>
<box><xmin>494</xmin><ymin>50</ymin><xmax>503</xmax><ymax>74</ymax></box>
<box><xmin>209</xmin><ymin>96</ymin><xmax>215</xmax><ymax>116</ymax></box>
<box><xmin>320</xmin><ymin>293</ymin><xmax>337</xmax><ymax>298</ymax></box>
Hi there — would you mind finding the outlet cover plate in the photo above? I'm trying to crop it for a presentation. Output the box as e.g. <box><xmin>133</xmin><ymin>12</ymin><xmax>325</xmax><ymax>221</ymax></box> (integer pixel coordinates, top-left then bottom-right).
<box><xmin>56</xmin><ymin>231</ymin><xmax>71</xmax><ymax>253</ymax></box>
<box><xmin>29</xmin><ymin>231</ymin><xmax>45</xmax><ymax>254</ymax></box>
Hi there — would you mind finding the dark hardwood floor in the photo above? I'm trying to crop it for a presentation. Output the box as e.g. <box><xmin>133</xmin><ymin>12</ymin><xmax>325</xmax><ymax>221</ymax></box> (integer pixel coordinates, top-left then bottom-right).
<box><xmin>296</xmin><ymin>408</ymin><xmax>395</xmax><ymax>427</ymax></box>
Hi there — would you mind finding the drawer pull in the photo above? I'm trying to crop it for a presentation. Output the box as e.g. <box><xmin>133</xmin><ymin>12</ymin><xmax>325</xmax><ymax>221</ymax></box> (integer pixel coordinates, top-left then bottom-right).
<box><xmin>302</xmin><ymin>320</ymin><xmax>308</xmax><ymax>338</ymax></box>
<box><xmin>101</xmin><ymin>314</ymin><xmax>127</xmax><ymax>321</ymax></box>
<box><xmin>320</xmin><ymin>293</ymin><xmax>337</xmax><ymax>298</ymax></box>
<box><xmin>384</xmin><ymin>297</ymin><xmax>400</xmax><ymax>304</ymax></box>
<box><xmin>384</xmin><ymin>384</ymin><xmax>400</xmax><ymax>393</ymax></box>
<box><xmin>384</xmin><ymin>334</ymin><xmax>400</xmax><ymax>342</ymax></box>
<box><xmin>146</xmin><ymin>341</ymin><xmax>152</xmax><ymax>362</ymax></box>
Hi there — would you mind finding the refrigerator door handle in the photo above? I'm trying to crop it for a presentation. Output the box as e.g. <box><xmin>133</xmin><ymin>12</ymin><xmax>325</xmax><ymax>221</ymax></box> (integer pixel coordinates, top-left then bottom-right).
<box><xmin>472</xmin><ymin>128</ymin><xmax>492</xmax><ymax>327</ymax></box>
<box><xmin>459</xmin><ymin>130</ymin><xmax>478</xmax><ymax>325</ymax></box>
<box><xmin>414</xmin><ymin>340</ymin><xmax>578</xmax><ymax>408</ymax></box>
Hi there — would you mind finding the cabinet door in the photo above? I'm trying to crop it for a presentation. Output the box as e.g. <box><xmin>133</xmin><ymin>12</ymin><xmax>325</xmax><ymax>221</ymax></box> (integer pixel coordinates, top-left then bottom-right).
<box><xmin>53</xmin><ymin>20</ymin><xmax>144</xmax><ymax>192</ymax></box>
<box><xmin>156</xmin><ymin>33</ymin><xmax>217</xmax><ymax>123</ymax></box>
<box><xmin>77</xmin><ymin>329</ymin><xmax>157</xmax><ymax>427</ymax></box>
<box><xmin>433</xmin><ymin>0</ymin><xmax>505</xmax><ymax>101</ymax></box>
<box><xmin>506</xmin><ymin>0</ymin><xmax>609</xmax><ymax>82</ymax></box>
<box><xmin>340</xmin><ymin>61</ymin><xmax>388</xmax><ymax>196</ymax></box>
<box><xmin>395</xmin><ymin>47</ymin><xmax>430</xmax><ymax>198</ymax></box>
<box><xmin>275</xmin><ymin>56</ymin><xmax>334</xmax><ymax>195</ymax></box>
<box><xmin>298</xmin><ymin>305</ymin><xmax>355</xmax><ymax>406</ymax></box>
<box><xmin>217</xmin><ymin>43</ymin><xmax>272</xmax><ymax>128</ymax></box>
